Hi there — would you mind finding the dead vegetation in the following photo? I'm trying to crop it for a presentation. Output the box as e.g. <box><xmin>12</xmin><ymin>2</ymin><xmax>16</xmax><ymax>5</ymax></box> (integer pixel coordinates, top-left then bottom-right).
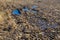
<box><xmin>0</xmin><ymin>0</ymin><xmax>60</xmax><ymax>40</ymax></box>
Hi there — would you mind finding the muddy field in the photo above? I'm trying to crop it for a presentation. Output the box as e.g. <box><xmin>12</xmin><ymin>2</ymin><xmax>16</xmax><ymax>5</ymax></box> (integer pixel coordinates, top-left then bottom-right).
<box><xmin>0</xmin><ymin>0</ymin><xmax>60</xmax><ymax>40</ymax></box>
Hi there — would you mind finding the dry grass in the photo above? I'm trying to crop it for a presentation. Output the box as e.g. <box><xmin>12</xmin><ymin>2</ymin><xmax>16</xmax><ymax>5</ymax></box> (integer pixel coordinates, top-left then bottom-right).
<box><xmin>0</xmin><ymin>0</ymin><xmax>60</xmax><ymax>40</ymax></box>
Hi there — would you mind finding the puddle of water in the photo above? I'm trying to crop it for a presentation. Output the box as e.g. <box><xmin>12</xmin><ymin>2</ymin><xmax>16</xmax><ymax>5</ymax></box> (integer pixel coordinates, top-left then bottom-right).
<box><xmin>32</xmin><ymin>5</ymin><xmax>38</xmax><ymax>9</ymax></box>
<box><xmin>12</xmin><ymin>9</ymin><xmax>21</xmax><ymax>15</ymax></box>
<box><xmin>22</xmin><ymin>7</ymin><xmax>29</xmax><ymax>12</ymax></box>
